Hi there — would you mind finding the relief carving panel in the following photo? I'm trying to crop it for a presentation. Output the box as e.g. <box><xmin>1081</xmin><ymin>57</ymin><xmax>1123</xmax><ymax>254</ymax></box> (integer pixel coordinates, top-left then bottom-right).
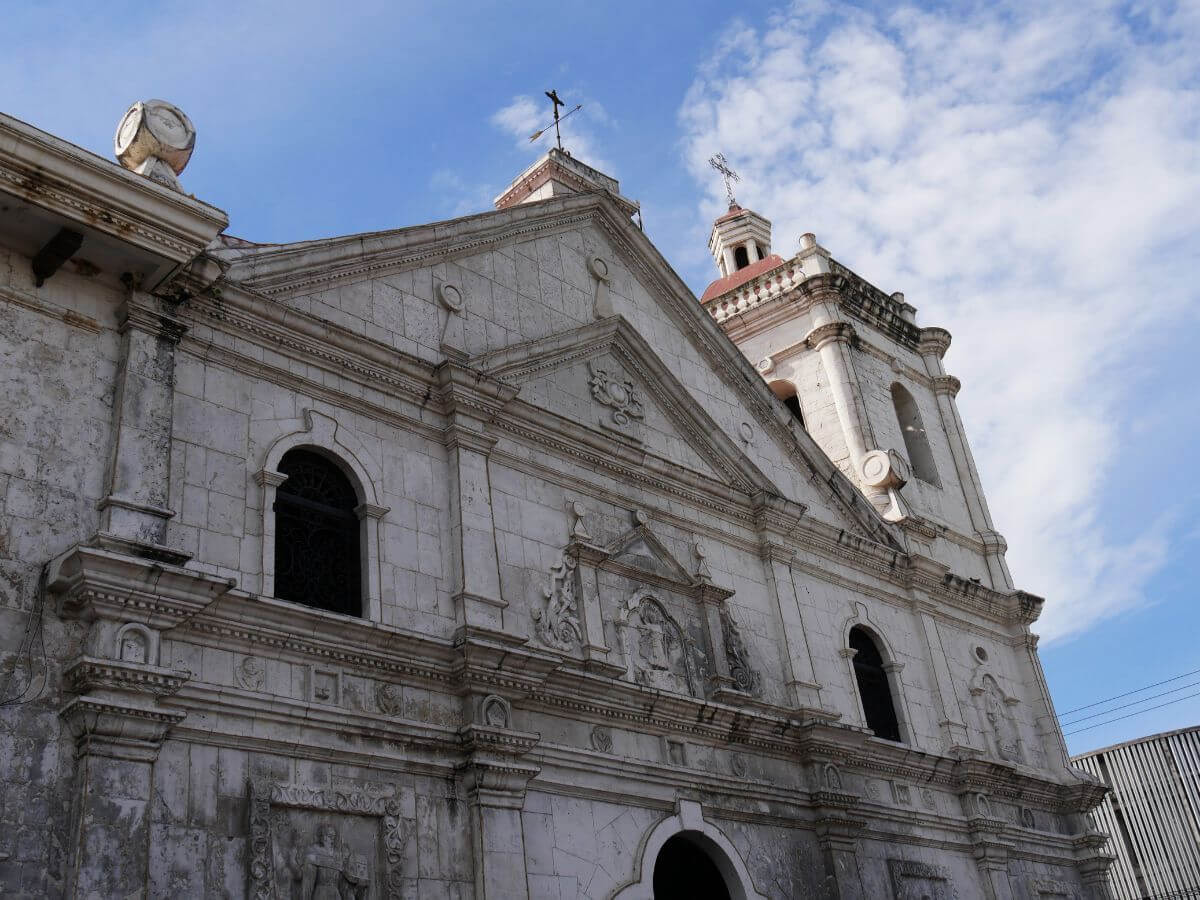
<box><xmin>249</xmin><ymin>780</ymin><xmax>407</xmax><ymax>900</ymax></box>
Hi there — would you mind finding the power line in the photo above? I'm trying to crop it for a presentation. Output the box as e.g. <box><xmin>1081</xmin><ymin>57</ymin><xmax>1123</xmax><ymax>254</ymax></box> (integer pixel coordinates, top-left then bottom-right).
<box><xmin>1057</xmin><ymin>666</ymin><xmax>1200</xmax><ymax>718</ymax></box>
<box><xmin>1060</xmin><ymin>679</ymin><xmax>1200</xmax><ymax>727</ymax></box>
<box><xmin>1062</xmin><ymin>688</ymin><xmax>1200</xmax><ymax>736</ymax></box>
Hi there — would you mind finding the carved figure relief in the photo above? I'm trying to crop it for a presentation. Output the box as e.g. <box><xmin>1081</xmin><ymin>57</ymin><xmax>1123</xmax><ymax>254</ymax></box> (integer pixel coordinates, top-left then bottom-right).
<box><xmin>235</xmin><ymin>655</ymin><xmax>266</xmax><ymax>691</ymax></box>
<box><xmin>249</xmin><ymin>780</ymin><xmax>406</xmax><ymax>900</ymax></box>
<box><xmin>588</xmin><ymin>361</ymin><xmax>644</xmax><ymax>427</ymax></box>
<box><xmin>618</xmin><ymin>595</ymin><xmax>696</xmax><ymax>696</ymax></box>
<box><xmin>531</xmin><ymin>555</ymin><xmax>583</xmax><ymax>652</ymax></box>
<box><xmin>979</xmin><ymin>674</ymin><xmax>1023</xmax><ymax>763</ymax></box>
<box><xmin>823</xmin><ymin>763</ymin><xmax>843</xmax><ymax>791</ymax></box>
<box><xmin>720</xmin><ymin>607</ymin><xmax>762</xmax><ymax>696</ymax></box>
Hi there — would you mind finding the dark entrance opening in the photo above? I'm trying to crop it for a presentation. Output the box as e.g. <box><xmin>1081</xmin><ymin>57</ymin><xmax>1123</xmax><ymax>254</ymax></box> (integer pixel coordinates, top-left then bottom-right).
<box><xmin>652</xmin><ymin>834</ymin><xmax>732</xmax><ymax>900</ymax></box>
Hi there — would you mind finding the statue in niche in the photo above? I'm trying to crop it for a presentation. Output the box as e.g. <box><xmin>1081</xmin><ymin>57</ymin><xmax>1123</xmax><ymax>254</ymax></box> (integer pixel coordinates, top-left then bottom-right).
<box><xmin>981</xmin><ymin>675</ymin><xmax>1023</xmax><ymax>763</ymax></box>
<box><xmin>619</xmin><ymin>596</ymin><xmax>695</xmax><ymax>696</ymax></box>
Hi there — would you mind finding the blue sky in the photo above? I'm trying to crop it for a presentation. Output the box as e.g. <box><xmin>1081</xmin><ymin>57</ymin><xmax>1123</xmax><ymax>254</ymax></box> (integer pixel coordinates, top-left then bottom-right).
<box><xmin>4</xmin><ymin>0</ymin><xmax>1198</xmax><ymax>755</ymax></box>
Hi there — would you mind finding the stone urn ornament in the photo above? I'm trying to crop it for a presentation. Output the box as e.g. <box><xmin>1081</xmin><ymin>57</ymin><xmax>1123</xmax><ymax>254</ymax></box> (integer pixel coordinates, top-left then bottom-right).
<box><xmin>114</xmin><ymin>99</ymin><xmax>196</xmax><ymax>191</ymax></box>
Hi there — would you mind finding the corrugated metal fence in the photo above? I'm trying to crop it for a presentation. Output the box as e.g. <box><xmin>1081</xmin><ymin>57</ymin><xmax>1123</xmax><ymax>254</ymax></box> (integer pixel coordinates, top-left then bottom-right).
<box><xmin>1073</xmin><ymin>727</ymin><xmax>1200</xmax><ymax>899</ymax></box>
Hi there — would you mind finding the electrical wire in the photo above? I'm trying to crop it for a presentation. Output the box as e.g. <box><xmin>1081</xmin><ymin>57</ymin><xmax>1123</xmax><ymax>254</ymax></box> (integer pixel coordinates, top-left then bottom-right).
<box><xmin>1062</xmin><ymin>688</ymin><xmax>1200</xmax><ymax>736</ymax></box>
<box><xmin>1060</xmin><ymin>678</ymin><xmax>1200</xmax><ymax>727</ymax></box>
<box><xmin>1057</xmin><ymin>666</ymin><xmax>1200</xmax><ymax>718</ymax></box>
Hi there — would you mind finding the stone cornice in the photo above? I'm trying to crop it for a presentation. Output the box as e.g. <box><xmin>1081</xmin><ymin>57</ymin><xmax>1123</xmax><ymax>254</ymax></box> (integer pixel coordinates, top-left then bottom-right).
<box><xmin>0</xmin><ymin>112</ymin><xmax>227</xmax><ymax>277</ymax></box>
<box><xmin>918</xmin><ymin>327</ymin><xmax>953</xmax><ymax>359</ymax></box>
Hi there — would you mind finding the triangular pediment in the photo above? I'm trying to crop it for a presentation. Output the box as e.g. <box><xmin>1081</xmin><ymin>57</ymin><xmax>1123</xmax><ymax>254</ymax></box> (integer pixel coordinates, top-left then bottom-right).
<box><xmin>604</xmin><ymin>523</ymin><xmax>697</xmax><ymax>588</ymax></box>
<box><xmin>471</xmin><ymin>317</ymin><xmax>743</xmax><ymax>487</ymax></box>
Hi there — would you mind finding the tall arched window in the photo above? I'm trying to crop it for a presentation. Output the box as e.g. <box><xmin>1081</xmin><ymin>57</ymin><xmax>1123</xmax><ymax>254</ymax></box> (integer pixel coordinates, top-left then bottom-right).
<box><xmin>849</xmin><ymin>626</ymin><xmax>902</xmax><ymax>742</ymax></box>
<box><xmin>770</xmin><ymin>380</ymin><xmax>805</xmax><ymax>429</ymax></box>
<box><xmin>891</xmin><ymin>383</ymin><xmax>938</xmax><ymax>485</ymax></box>
<box><xmin>274</xmin><ymin>448</ymin><xmax>362</xmax><ymax>617</ymax></box>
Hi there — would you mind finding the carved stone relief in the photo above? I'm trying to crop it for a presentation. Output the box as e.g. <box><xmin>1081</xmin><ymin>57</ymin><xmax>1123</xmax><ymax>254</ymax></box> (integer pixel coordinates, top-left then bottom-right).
<box><xmin>531</xmin><ymin>554</ymin><xmax>582</xmax><ymax>652</ymax></box>
<box><xmin>618</xmin><ymin>594</ymin><xmax>697</xmax><ymax>696</ymax></box>
<box><xmin>1031</xmin><ymin>877</ymin><xmax>1080</xmax><ymax>899</ymax></box>
<box><xmin>979</xmin><ymin>674</ymin><xmax>1023</xmax><ymax>763</ymax></box>
<box><xmin>823</xmin><ymin>764</ymin><xmax>843</xmax><ymax>791</ymax></box>
<box><xmin>481</xmin><ymin>694</ymin><xmax>511</xmax><ymax>728</ymax></box>
<box><xmin>115</xmin><ymin>622</ymin><xmax>157</xmax><ymax>665</ymax></box>
<box><xmin>249</xmin><ymin>780</ymin><xmax>407</xmax><ymax>900</ymax></box>
<box><xmin>730</xmin><ymin>753</ymin><xmax>748</xmax><ymax>778</ymax></box>
<box><xmin>887</xmin><ymin>859</ymin><xmax>956</xmax><ymax>900</ymax></box>
<box><xmin>588</xmin><ymin>361</ymin><xmax>644</xmax><ymax>427</ymax></box>
<box><xmin>235</xmin><ymin>655</ymin><xmax>266</xmax><ymax>691</ymax></box>
<box><xmin>720</xmin><ymin>607</ymin><xmax>762</xmax><ymax>696</ymax></box>
<box><xmin>375</xmin><ymin>682</ymin><xmax>402</xmax><ymax>717</ymax></box>
<box><xmin>590</xmin><ymin>725</ymin><xmax>613</xmax><ymax>753</ymax></box>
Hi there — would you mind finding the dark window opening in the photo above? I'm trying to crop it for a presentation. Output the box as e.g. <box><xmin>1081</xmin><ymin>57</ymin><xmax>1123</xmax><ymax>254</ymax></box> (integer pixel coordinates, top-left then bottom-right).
<box><xmin>783</xmin><ymin>394</ymin><xmax>805</xmax><ymax>428</ymax></box>
<box><xmin>653</xmin><ymin>834</ymin><xmax>732</xmax><ymax>900</ymax></box>
<box><xmin>770</xmin><ymin>380</ymin><xmax>806</xmax><ymax>429</ymax></box>
<box><xmin>849</xmin><ymin>626</ymin><xmax>902</xmax><ymax>742</ymax></box>
<box><xmin>733</xmin><ymin>245</ymin><xmax>750</xmax><ymax>270</ymax></box>
<box><xmin>274</xmin><ymin>448</ymin><xmax>362</xmax><ymax>617</ymax></box>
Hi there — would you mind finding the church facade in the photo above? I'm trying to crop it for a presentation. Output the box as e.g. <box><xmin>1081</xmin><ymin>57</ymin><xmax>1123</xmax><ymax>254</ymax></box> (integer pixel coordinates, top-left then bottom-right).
<box><xmin>0</xmin><ymin>104</ymin><xmax>1114</xmax><ymax>899</ymax></box>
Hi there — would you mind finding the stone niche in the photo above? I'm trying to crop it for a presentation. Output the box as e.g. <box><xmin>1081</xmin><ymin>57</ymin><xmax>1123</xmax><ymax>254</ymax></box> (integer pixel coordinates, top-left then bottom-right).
<box><xmin>249</xmin><ymin>781</ymin><xmax>406</xmax><ymax>900</ymax></box>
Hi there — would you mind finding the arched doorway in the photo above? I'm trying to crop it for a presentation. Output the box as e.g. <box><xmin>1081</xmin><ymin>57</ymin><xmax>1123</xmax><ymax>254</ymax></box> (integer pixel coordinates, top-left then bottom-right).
<box><xmin>652</xmin><ymin>833</ymin><xmax>732</xmax><ymax>900</ymax></box>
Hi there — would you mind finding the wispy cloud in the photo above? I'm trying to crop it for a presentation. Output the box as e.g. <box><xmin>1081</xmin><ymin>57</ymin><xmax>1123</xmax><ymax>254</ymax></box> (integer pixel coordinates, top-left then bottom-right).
<box><xmin>679</xmin><ymin>0</ymin><xmax>1200</xmax><ymax>642</ymax></box>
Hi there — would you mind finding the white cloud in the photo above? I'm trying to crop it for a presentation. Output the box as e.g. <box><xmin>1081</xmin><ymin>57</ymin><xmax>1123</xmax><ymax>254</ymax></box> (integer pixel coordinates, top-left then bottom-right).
<box><xmin>680</xmin><ymin>0</ymin><xmax>1200</xmax><ymax>641</ymax></box>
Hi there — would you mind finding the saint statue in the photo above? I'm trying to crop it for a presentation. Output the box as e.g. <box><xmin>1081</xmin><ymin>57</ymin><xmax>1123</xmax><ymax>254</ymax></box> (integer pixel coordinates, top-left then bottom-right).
<box><xmin>298</xmin><ymin>823</ymin><xmax>371</xmax><ymax>900</ymax></box>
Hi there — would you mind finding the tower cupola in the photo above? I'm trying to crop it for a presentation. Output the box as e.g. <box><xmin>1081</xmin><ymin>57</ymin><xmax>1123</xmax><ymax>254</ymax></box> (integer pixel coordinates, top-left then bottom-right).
<box><xmin>708</xmin><ymin>204</ymin><xmax>772</xmax><ymax>277</ymax></box>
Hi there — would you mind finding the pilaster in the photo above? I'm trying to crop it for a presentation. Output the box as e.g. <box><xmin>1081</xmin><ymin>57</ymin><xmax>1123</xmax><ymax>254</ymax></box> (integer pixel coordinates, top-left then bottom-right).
<box><xmin>435</xmin><ymin>360</ymin><xmax>520</xmax><ymax>638</ymax></box>
<box><xmin>751</xmin><ymin>493</ymin><xmax>827</xmax><ymax>711</ymax></box>
<box><xmin>60</xmin><ymin>656</ymin><xmax>188</xmax><ymax>899</ymax></box>
<box><xmin>96</xmin><ymin>293</ymin><xmax>188</xmax><ymax>557</ymax></box>
<box><xmin>458</xmin><ymin>724</ymin><xmax>540</xmax><ymax>900</ymax></box>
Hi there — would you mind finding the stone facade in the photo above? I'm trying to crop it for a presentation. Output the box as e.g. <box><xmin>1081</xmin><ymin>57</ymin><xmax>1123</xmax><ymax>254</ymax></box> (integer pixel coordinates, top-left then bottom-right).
<box><xmin>0</xmin><ymin>108</ymin><xmax>1114</xmax><ymax>898</ymax></box>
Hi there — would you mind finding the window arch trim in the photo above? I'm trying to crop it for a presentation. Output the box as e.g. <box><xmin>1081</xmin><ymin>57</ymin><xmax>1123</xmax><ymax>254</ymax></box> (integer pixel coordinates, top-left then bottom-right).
<box><xmin>257</xmin><ymin>409</ymin><xmax>388</xmax><ymax>621</ymax></box>
<box><xmin>838</xmin><ymin>602</ymin><xmax>914</xmax><ymax>746</ymax></box>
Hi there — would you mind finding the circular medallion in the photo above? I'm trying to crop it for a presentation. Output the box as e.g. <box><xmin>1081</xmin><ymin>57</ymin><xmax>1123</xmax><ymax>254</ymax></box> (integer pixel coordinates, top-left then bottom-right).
<box><xmin>438</xmin><ymin>283</ymin><xmax>464</xmax><ymax>312</ymax></box>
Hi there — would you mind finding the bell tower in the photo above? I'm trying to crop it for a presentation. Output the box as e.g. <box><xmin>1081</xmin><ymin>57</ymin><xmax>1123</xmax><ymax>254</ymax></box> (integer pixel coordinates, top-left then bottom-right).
<box><xmin>700</xmin><ymin>217</ymin><xmax>1013</xmax><ymax>590</ymax></box>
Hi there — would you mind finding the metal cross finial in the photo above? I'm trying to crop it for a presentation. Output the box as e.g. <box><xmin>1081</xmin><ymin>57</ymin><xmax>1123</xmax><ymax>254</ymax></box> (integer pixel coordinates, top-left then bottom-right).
<box><xmin>529</xmin><ymin>90</ymin><xmax>583</xmax><ymax>152</ymax></box>
<box><xmin>708</xmin><ymin>153</ymin><xmax>740</xmax><ymax>207</ymax></box>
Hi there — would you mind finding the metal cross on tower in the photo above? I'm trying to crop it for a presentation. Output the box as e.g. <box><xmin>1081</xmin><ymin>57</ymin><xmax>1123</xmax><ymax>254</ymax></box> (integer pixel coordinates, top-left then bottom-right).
<box><xmin>708</xmin><ymin>153</ymin><xmax>740</xmax><ymax>207</ymax></box>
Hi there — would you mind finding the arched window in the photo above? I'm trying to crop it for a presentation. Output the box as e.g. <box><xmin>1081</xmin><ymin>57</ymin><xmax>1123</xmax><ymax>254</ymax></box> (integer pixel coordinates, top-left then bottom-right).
<box><xmin>849</xmin><ymin>626</ymin><xmax>902</xmax><ymax>742</ymax></box>
<box><xmin>653</xmin><ymin>834</ymin><xmax>733</xmax><ymax>900</ymax></box>
<box><xmin>769</xmin><ymin>380</ymin><xmax>805</xmax><ymax>429</ymax></box>
<box><xmin>733</xmin><ymin>245</ymin><xmax>750</xmax><ymax>270</ymax></box>
<box><xmin>273</xmin><ymin>448</ymin><xmax>362</xmax><ymax>617</ymax></box>
<box><xmin>891</xmin><ymin>383</ymin><xmax>938</xmax><ymax>485</ymax></box>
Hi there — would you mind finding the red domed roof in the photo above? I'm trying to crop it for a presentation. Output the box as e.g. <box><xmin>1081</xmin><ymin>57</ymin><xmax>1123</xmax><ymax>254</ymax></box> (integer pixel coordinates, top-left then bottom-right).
<box><xmin>700</xmin><ymin>254</ymin><xmax>785</xmax><ymax>303</ymax></box>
